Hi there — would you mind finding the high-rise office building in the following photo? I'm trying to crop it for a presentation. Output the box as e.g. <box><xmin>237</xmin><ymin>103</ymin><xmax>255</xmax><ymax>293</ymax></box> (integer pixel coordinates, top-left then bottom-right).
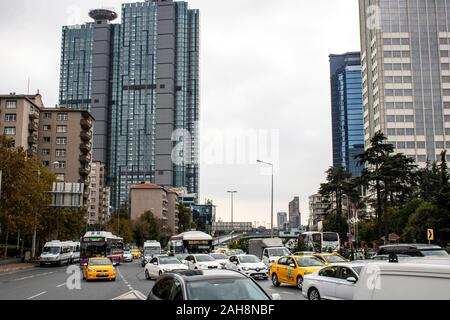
<box><xmin>329</xmin><ymin>52</ymin><xmax>364</xmax><ymax>177</ymax></box>
<box><xmin>359</xmin><ymin>0</ymin><xmax>450</xmax><ymax>163</ymax></box>
<box><xmin>277</xmin><ymin>211</ymin><xmax>287</xmax><ymax>230</ymax></box>
<box><xmin>288</xmin><ymin>197</ymin><xmax>301</xmax><ymax>229</ymax></box>
<box><xmin>59</xmin><ymin>0</ymin><xmax>200</xmax><ymax>209</ymax></box>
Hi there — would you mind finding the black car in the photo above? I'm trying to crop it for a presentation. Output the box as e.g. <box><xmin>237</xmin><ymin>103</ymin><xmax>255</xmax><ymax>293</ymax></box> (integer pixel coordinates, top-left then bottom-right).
<box><xmin>147</xmin><ymin>269</ymin><xmax>281</xmax><ymax>300</ymax></box>
<box><xmin>377</xmin><ymin>244</ymin><xmax>449</xmax><ymax>257</ymax></box>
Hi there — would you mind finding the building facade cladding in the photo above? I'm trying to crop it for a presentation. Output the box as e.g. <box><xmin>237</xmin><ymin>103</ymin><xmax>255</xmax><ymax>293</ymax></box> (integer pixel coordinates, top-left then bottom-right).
<box><xmin>277</xmin><ymin>212</ymin><xmax>287</xmax><ymax>229</ymax></box>
<box><xmin>87</xmin><ymin>161</ymin><xmax>111</xmax><ymax>225</ymax></box>
<box><xmin>59</xmin><ymin>0</ymin><xmax>200</xmax><ymax>210</ymax></box>
<box><xmin>288</xmin><ymin>197</ymin><xmax>301</xmax><ymax>229</ymax></box>
<box><xmin>359</xmin><ymin>0</ymin><xmax>450</xmax><ymax>164</ymax></box>
<box><xmin>59</xmin><ymin>24</ymin><xmax>94</xmax><ymax>110</ymax></box>
<box><xmin>128</xmin><ymin>183</ymin><xmax>179</xmax><ymax>233</ymax></box>
<box><xmin>330</xmin><ymin>52</ymin><xmax>365</xmax><ymax>177</ymax></box>
<box><xmin>0</xmin><ymin>94</ymin><xmax>43</xmax><ymax>156</ymax></box>
<box><xmin>308</xmin><ymin>194</ymin><xmax>331</xmax><ymax>231</ymax></box>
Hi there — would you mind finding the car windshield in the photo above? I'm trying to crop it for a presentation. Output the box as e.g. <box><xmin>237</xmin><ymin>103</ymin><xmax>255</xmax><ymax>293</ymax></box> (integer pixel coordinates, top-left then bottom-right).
<box><xmin>323</xmin><ymin>233</ymin><xmax>338</xmax><ymax>242</ymax></box>
<box><xmin>144</xmin><ymin>248</ymin><xmax>160</xmax><ymax>255</ymax></box>
<box><xmin>268</xmin><ymin>248</ymin><xmax>290</xmax><ymax>256</ymax></box>
<box><xmin>159</xmin><ymin>257</ymin><xmax>181</xmax><ymax>265</ymax></box>
<box><xmin>324</xmin><ymin>255</ymin><xmax>347</xmax><ymax>263</ymax></box>
<box><xmin>89</xmin><ymin>259</ymin><xmax>111</xmax><ymax>266</ymax></box>
<box><xmin>187</xmin><ymin>278</ymin><xmax>269</xmax><ymax>300</ymax></box>
<box><xmin>421</xmin><ymin>249</ymin><xmax>449</xmax><ymax>257</ymax></box>
<box><xmin>239</xmin><ymin>256</ymin><xmax>260</xmax><ymax>263</ymax></box>
<box><xmin>176</xmin><ymin>254</ymin><xmax>188</xmax><ymax>260</ymax></box>
<box><xmin>211</xmin><ymin>254</ymin><xmax>228</xmax><ymax>260</ymax></box>
<box><xmin>196</xmin><ymin>255</ymin><xmax>215</xmax><ymax>262</ymax></box>
<box><xmin>295</xmin><ymin>257</ymin><xmax>324</xmax><ymax>267</ymax></box>
<box><xmin>43</xmin><ymin>247</ymin><xmax>60</xmax><ymax>254</ymax></box>
<box><xmin>352</xmin><ymin>266</ymin><xmax>363</xmax><ymax>276</ymax></box>
<box><xmin>124</xmin><ymin>250</ymin><xmax>131</xmax><ymax>254</ymax></box>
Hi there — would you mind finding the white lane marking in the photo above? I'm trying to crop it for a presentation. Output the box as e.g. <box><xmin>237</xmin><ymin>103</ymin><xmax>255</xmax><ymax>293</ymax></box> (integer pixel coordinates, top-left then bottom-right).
<box><xmin>56</xmin><ymin>283</ymin><xmax>66</xmax><ymax>288</ymax></box>
<box><xmin>13</xmin><ymin>271</ymin><xmax>56</xmax><ymax>281</ymax></box>
<box><xmin>27</xmin><ymin>291</ymin><xmax>47</xmax><ymax>300</ymax></box>
<box><xmin>116</xmin><ymin>267</ymin><xmax>136</xmax><ymax>293</ymax></box>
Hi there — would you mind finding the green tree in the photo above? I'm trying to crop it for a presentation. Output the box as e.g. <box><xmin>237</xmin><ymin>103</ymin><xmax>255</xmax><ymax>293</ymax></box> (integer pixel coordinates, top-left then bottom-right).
<box><xmin>319</xmin><ymin>166</ymin><xmax>355</xmax><ymax>238</ymax></box>
<box><xmin>403</xmin><ymin>202</ymin><xmax>440</xmax><ymax>242</ymax></box>
<box><xmin>322</xmin><ymin>211</ymin><xmax>349</xmax><ymax>241</ymax></box>
<box><xmin>133</xmin><ymin>211</ymin><xmax>161</xmax><ymax>247</ymax></box>
<box><xmin>105</xmin><ymin>216</ymin><xmax>133</xmax><ymax>244</ymax></box>
<box><xmin>177</xmin><ymin>204</ymin><xmax>193</xmax><ymax>233</ymax></box>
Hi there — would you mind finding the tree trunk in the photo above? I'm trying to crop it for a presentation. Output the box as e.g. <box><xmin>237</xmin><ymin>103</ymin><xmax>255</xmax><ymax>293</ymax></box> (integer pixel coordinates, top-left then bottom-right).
<box><xmin>376</xmin><ymin>179</ymin><xmax>382</xmax><ymax>239</ymax></box>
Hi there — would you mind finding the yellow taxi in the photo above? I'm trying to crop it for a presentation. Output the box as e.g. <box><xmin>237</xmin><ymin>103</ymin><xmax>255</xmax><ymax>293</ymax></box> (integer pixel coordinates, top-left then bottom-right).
<box><xmin>82</xmin><ymin>257</ymin><xmax>116</xmax><ymax>281</ymax></box>
<box><xmin>130</xmin><ymin>248</ymin><xmax>142</xmax><ymax>259</ymax></box>
<box><xmin>269</xmin><ymin>255</ymin><xmax>325</xmax><ymax>289</ymax></box>
<box><xmin>312</xmin><ymin>252</ymin><xmax>349</xmax><ymax>265</ymax></box>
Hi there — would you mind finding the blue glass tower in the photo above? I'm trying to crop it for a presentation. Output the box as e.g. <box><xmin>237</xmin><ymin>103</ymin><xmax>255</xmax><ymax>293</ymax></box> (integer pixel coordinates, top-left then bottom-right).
<box><xmin>329</xmin><ymin>52</ymin><xmax>364</xmax><ymax>177</ymax></box>
<box><xmin>59</xmin><ymin>0</ymin><xmax>200</xmax><ymax>209</ymax></box>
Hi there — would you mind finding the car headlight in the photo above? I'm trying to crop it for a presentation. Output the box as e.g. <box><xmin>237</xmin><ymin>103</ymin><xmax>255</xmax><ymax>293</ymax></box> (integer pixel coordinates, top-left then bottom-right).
<box><xmin>163</xmin><ymin>268</ymin><xmax>171</xmax><ymax>272</ymax></box>
<box><xmin>242</xmin><ymin>267</ymin><xmax>249</xmax><ymax>271</ymax></box>
<box><xmin>88</xmin><ymin>268</ymin><xmax>94</xmax><ymax>272</ymax></box>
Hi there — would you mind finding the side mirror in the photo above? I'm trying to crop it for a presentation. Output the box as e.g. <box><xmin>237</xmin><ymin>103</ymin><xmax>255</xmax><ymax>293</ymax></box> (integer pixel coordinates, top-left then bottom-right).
<box><xmin>153</xmin><ymin>262</ymin><xmax>158</xmax><ymax>266</ymax></box>
<box><xmin>233</xmin><ymin>261</ymin><xmax>238</xmax><ymax>265</ymax></box>
<box><xmin>347</xmin><ymin>277</ymin><xmax>357</xmax><ymax>284</ymax></box>
<box><xmin>289</xmin><ymin>264</ymin><xmax>295</xmax><ymax>268</ymax></box>
<box><xmin>83</xmin><ymin>263</ymin><xmax>88</xmax><ymax>266</ymax></box>
<box><xmin>271</xmin><ymin>293</ymin><xmax>282</xmax><ymax>301</ymax></box>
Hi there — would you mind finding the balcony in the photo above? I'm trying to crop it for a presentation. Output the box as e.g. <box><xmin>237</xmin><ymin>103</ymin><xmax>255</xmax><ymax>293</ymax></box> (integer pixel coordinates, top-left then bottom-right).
<box><xmin>80</xmin><ymin>118</ymin><xmax>92</xmax><ymax>130</ymax></box>
<box><xmin>29</xmin><ymin>112</ymin><xmax>38</xmax><ymax>120</ymax></box>
<box><xmin>79</xmin><ymin>166</ymin><xmax>91</xmax><ymax>177</ymax></box>
<box><xmin>28</xmin><ymin>122</ymin><xmax>38</xmax><ymax>132</ymax></box>
<box><xmin>26</xmin><ymin>149</ymin><xmax>36</xmax><ymax>158</ymax></box>
<box><xmin>79</xmin><ymin>153</ymin><xmax>92</xmax><ymax>164</ymax></box>
<box><xmin>27</xmin><ymin>135</ymin><xmax>38</xmax><ymax>145</ymax></box>
<box><xmin>80</xmin><ymin>131</ymin><xmax>92</xmax><ymax>141</ymax></box>
<box><xmin>79</xmin><ymin>142</ymin><xmax>92</xmax><ymax>153</ymax></box>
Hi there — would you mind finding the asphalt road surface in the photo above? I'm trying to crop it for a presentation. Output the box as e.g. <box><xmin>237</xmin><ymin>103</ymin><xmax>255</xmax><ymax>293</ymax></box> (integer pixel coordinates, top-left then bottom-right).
<box><xmin>0</xmin><ymin>260</ymin><xmax>305</xmax><ymax>301</ymax></box>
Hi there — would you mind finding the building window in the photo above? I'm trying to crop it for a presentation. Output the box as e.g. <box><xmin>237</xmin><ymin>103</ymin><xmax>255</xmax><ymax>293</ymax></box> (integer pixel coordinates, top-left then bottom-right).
<box><xmin>43</xmin><ymin>125</ymin><xmax>51</xmax><ymax>131</ymax></box>
<box><xmin>44</xmin><ymin>113</ymin><xmax>52</xmax><ymax>119</ymax></box>
<box><xmin>6</xmin><ymin>101</ymin><xmax>17</xmax><ymax>109</ymax></box>
<box><xmin>57</xmin><ymin>125</ymin><xmax>67</xmax><ymax>133</ymax></box>
<box><xmin>56</xmin><ymin>137</ymin><xmax>67</xmax><ymax>145</ymax></box>
<box><xmin>57</xmin><ymin>113</ymin><xmax>68</xmax><ymax>121</ymax></box>
<box><xmin>56</xmin><ymin>149</ymin><xmax>66</xmax><ymax>157</ymax></box>
<box><xmin>5</xmin><ymin>114</ymin><xmax>16</xmax><ymax>122</ymax></box>
<box><xmin>43</xmin><ymin>137</ymin><xmax>51</xmax><ymax>143</ymax></box>
<box><xmin>4</xmin><ymin>127</ymin><xmax>16</xmax><ymax>135</ymax></box>
<box><xmin>42</xmin><ymin>149</ymin><xmax>50</xmax><ymax>156</ymax></box>
<box><xmin>56</xmin><ymin>174</ymin><xmax>65</xmax><ymax>182</ymax></box>
<box><xmin>42</xmin><ymin>161</ymin><xmax>50</xmax><ymax>167</ymax></box>
<box><xmin>55</xmin><ymin>161</ymin><xmax>66</xmax><ymax>169</ymax></box>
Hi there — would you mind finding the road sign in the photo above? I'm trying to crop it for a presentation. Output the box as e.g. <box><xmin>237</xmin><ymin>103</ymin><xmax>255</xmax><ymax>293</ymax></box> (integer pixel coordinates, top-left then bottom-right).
<box><xmin>427</xmin><ymin>229</ymin><xmax>434</xmax><ymax>241</ymax></box>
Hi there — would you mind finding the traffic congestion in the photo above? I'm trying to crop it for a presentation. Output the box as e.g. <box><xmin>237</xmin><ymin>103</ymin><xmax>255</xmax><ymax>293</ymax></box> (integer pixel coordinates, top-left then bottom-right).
<box><xmin>8</xmin><ymin>230</ymin><xmax>447</xmax><ymax>301</ymax></box>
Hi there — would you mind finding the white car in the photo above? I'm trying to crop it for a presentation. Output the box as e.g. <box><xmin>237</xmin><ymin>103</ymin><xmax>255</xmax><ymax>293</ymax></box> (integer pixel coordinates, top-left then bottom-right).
<box><xmin>123</xmin><ymin>250</ymin><xmax>133</xmax><ymax>263</ymax></box>
<box><xmin>184</xmin><ymin>254</ymin><xmax>221</xmax><ymax>270</ymax></box>
<box><xmin>227</xmin><ymin>255</ymin><xmax>269</xmax><ymax>280</ymax></box>
<box><xmin>353</xmin><ymin>260</ymin><xmax>450</xmax><ymax>300</ymax></box>
<box><xmin>210</xmin><ymin>253</ymin><xmax>229</xmax><ymax>269</ymax></box>
<box><xmin>302</xmin><ymin>262</ymin><xmax>367</xmax><ymax>300</ymax></box>
<box><xmin>144</xmin><ymin>256</ymin><xmax>188</xmax><ymax>280</ymax></box>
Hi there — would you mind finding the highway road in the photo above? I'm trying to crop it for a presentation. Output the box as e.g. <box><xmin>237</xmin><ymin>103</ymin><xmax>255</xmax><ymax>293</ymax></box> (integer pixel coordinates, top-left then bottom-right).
<box><xmin>0</xmin><ymin>260</ymin><xmax>305</xmax><ymax>300</ymax></box>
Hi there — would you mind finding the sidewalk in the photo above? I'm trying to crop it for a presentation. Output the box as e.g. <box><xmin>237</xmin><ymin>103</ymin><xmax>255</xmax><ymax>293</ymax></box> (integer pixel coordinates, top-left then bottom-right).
<box><xmin>0</xmin><ymin>262</ymin><xmax>38</xmax><ymax>274</ymax></box>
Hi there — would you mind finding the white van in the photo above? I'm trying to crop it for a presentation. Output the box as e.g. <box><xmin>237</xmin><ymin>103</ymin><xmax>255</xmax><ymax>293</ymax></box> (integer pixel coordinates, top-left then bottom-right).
<box><xmin>353</xmin><ymin>260</ymin><xmax>450</xmax><ymax>300</ymax></box>
<box><xmin>69</xmin><ymin>241</ymin><xmax>80</xmax><ymax>264</ymax></box>
<box><xmin>39</xmin><ymin>240</ymin><xmax>72</xmax><ymax>266</ymax></box>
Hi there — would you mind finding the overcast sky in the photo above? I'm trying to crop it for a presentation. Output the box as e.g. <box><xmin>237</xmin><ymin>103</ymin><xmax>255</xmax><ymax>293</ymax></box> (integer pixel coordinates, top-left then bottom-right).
<box><xmin>0</xmin><ymin>0</ymin><xmax>361</xmax><ymax>227</ymax></box>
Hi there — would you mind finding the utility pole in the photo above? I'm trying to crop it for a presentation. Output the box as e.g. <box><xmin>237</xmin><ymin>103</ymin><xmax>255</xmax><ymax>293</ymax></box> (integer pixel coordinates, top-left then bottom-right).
<box><xmin>227</xmin><ymin>191</ymin><xmax>237</xmax><ymax>228</ymax></box>
<box><xmin>257</xmin><ymin>160</ymin><xmax>274</xmax><ymax>238</ymax></box>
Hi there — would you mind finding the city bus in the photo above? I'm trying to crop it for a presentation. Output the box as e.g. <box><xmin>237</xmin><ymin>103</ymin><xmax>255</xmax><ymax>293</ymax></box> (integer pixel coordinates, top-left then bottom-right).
<box><xmin>168</xmin><ymin>231</ymin><xmax>213</xmax><ymax>254</ymax></box>
<box><xmin>299</xmin><ymin>232</ymin><xmax>340</xmax><ymax>253</ymax></box>
<box><xmin>80</xmin><ymin>231</ymin><xmax>124</xmax><ymax>266</ymax></box>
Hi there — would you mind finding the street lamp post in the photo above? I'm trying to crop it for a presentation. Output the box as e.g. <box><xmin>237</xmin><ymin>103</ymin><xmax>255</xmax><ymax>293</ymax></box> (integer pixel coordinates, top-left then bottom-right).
<box><xmin>227</xmin><ymin>191</ymin><xmax>237</xmax><ymax>229</ymax></box>
<box><xmin>257</xmin><ymin>160</ymin><xmax>274</xmax><ymax>238</ymax></box>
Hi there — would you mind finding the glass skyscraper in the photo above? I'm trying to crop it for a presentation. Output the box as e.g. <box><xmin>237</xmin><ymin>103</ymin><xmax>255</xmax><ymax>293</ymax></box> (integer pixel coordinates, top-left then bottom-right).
<box><xmin>59</xmin><ymin>0</ymin><xmax>200</xmax><ymax>209</ymax></box>
<box><xmin>329</xmin><ymin>52</ymin><xmax>364</xmax><ymax>177</ymax></box>
<box><xmin>359</xmin><ymin>0</ymin><xmax>450</xmax><ymax>164</ymax></box>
